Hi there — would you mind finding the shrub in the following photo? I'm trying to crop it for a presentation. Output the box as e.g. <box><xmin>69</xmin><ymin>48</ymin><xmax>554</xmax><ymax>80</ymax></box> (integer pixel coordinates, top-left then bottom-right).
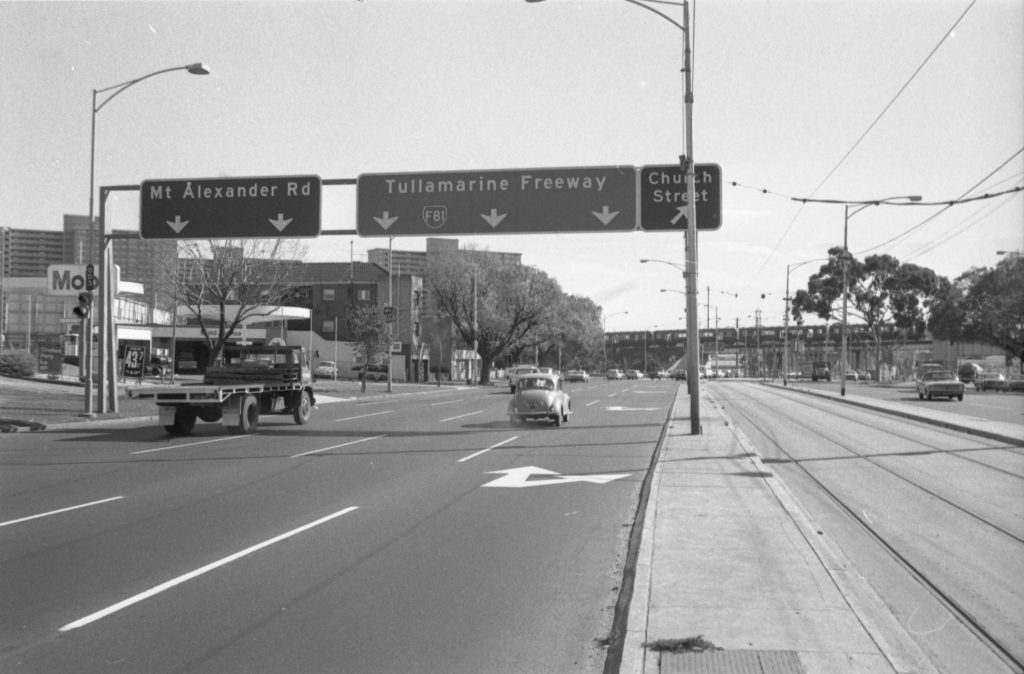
<box><xmin>0</xmin><ymin>349</ymin><xmax>37</xmax><ymax>377</ymax></box>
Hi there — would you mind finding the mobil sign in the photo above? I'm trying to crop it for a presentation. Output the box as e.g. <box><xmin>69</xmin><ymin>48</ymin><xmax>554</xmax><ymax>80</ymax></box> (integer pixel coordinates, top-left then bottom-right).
<box><xmin>48</xmin><ymin>264</ymin><xmax>98</xmax><ymax>296</ymax></box>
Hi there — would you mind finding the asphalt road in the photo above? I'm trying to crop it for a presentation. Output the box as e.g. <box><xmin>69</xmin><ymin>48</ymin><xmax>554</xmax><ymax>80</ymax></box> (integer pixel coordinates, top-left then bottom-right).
<box><xmin>712</xmin><ymin>381</ymin><xmax>1024</xmax><ymax>673</ymax></box>
<box><xmin>1</xmin><ymin>378</ymin><xmax>677</xmax><ymax>673</ymax></box>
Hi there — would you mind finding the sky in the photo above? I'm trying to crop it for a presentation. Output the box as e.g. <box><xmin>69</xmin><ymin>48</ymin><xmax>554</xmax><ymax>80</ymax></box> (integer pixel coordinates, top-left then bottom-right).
<box><xmin>2</xmin><ymin>0</ymin><xmax>1022</xmax><ymax>333</ymax></box>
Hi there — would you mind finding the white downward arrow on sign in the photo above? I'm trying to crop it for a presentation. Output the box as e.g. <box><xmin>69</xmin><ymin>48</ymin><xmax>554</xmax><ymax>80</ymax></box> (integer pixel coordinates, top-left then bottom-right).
<box><xmin>483</xmin><ymin>466</ymin><xmax>630</xmax><ymax>488</ymax></box>
<box><xmin>592</xmin><ymin>205</ymin><xmax>620</xmax><ymax>225</ymax></box>
<box><xmin>165</xmin><ymin>216</ymin><xmax>189</xmax><ymax>234</ymax></box>
<box><xmin>374</xmin><ymin>211</ymin><xmax>398</xmax><ymax>230</ymax></box>
<box><xmin>269</xmin><ymin>213</ymin><xmax>293</xmax><ymax>232</ymax></box>
<box><xmin>481</xmin><ymin>209</ymin><xmax>507</xmax><ymax>228</ymax></box>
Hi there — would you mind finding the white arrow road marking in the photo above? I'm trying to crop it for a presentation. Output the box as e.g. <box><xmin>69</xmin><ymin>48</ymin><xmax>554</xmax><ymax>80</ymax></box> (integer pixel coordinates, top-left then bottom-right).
<box><xmin>481</xmin><ymin>208</ymin><xmax>507</xmax><ymax>228</ymax></box>
<box><xmin>0</xmin><ymin>496</ymin><xmax>124</xmax><ymax>528</ymax></box>
<box><xmin>483</xmin><ymin>466</ymin><xmax>630</xmax><ymax>488</ymax></box>
<box><xmin>374</xmin><ymin>211</ymin><xmax>398</xmax><ymax>230</ymax></box>
<box><xmin>268</xmin><ymin>213</ymin><xmax>293</xmax><ymax>231</ymax></box>
<box><xmin>59</xmin><ymin>506</ymin><xmax>359</xmax><ymax>631</ymax></box>
<box><xmin>671</xmin><ymin>206</ymin><xmax>687</xmax><ymax>225</ymax></box>
<box><xmin>592</xmin><ymin>205</ymin><xmax>620</xmax><ymax>225</ymax></box>
<box><xmin>605</xmin><ymin>406</ymin><xmax>660</xmax><ymax>411</ymax></box>
<box><xmin>165</xmin><ymin>215</ymin><xmax>189</xmax><ymax>233</ymax></box>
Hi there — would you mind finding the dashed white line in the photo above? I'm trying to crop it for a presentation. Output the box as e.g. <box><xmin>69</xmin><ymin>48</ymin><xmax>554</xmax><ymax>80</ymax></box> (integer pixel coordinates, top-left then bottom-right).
<box><xmin>334</xmin><ymin>410</ymin><xmax>393</xmax><ymax>422</ymax></box>
<box><xmin>440</xmin><ymin>411</ymin><xmax>483</xmax><ymax>423</ymax></box>
<box><xmin>59</xmin><ymin>506</ymin><xmax>359</xmax><ymax>632</ymax></box>
<box><xmin>458</xmin><ymin>436</ymin><xmax>518</xmax><ymax>463</ymax></box>
<box><xmin>132</xmin><ymin>436</ymin><xmax>240</xmax><ymax>455</ymax></box>
<box><xmin>0</xmin><ymin>496</ymin><xmax>124</xmax><ymax>528</ymax></box>
<box><xmin>291</xmin><ymin>435</ymin><xmax>383</xmax><ymax>458</ymax></box>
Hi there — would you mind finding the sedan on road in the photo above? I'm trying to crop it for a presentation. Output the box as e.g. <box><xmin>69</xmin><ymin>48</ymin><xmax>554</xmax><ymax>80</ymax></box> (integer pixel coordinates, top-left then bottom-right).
<box><xmin>564</xmin><ymin>369</ymin><xmax>590</xmax><ymax>383</ymax></box>
<box><xmin>507</xmin><ymin>373</ymin><xmax>572</xmax><ymax>426</ymax></box>
<box><xmin>974</xmin><ymin>373</ymin><xmax>1009</xmax><ymax>392</ymax></box>
<box><xmin>916</xmin><ymin>370</ymin><xmax>965</xmax><ymax>401</ymax></box>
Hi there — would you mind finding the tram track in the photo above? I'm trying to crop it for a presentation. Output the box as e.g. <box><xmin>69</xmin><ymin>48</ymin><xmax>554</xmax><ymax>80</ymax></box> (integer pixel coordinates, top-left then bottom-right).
<box><xmin>712</xmin><ymin>384</ymin><xmax>1024</xmax><ymax>673</ymax></box>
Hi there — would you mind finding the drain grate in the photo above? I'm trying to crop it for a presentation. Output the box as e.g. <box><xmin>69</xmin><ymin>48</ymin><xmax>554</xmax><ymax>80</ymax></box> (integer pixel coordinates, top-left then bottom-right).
<box><xmin>661</xmin><ymin>649</ymin><xmax>805</xmax><ymax>674</ymax></box>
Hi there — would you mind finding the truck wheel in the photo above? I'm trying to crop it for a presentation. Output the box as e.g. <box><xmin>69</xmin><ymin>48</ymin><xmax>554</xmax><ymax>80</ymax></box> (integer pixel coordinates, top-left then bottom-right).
<box><xmin>292</xmin><ymin>390</ymin><xmax>311</xmax><ymax>425</ymax></box>
<box><xmin>233</xmin><ymin>395</ymin><xmax>259</xmax><ymax>434</ymax></box>
<box><xmin>166</xmin><ymin>407</ymin><xmax>197</xmax><ymax>435</ymax></box>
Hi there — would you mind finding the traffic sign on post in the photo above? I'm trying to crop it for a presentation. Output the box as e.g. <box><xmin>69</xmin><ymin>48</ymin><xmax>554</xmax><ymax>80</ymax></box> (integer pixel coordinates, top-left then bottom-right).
<box><xmin>357</xmin><ymin>166</ymin><xmax>637</xmax><ymax>237</ymax></box>
<box><xmin>639</xmin><ymin>164</ymin><xmax>722</xmax><ymax>231</ymax></box>
<box><xmin>140</xmin><ymin>175</ymin><xmax>322</xmax><ymax>239</ymax></box>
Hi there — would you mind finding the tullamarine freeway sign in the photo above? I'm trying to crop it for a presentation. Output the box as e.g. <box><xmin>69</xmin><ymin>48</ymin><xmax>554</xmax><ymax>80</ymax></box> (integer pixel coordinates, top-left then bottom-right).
<box><xmin>357</xmin><ymin>166</ymin><xmax>637</xmax><ymax>237</ymax></box>
<box><xmin>140</xmin><ymin>175</ymin><xmax>321</xmax><ymax>239</ymax></box>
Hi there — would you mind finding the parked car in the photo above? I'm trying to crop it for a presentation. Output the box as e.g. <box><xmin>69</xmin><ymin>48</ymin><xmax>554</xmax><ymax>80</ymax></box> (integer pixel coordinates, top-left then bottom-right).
<box><xmin>957</xmin><ymin>363</ymin><xmax>982</xmax><ymax>384</ymax></box>
<box><xmin>352</xmin><ymin>364</ymin><xmax>388</xmax><ymax>381</ymax></box>
<box><xmin>606</xmin><ymin>369</ymin><xmax>625</xmax><ymax>380</ymax></box>
<box><xmin>844</xmin><ymin>370</ymin><xmax>859</xmax><ymax>381</ymax></box>
<box><xmin>646</xmin><ymin>369</ymin><xmax>670</xmax><ymax>380</ymax></box>
<box><xmin>975</xmin><ymin>372</ymin><xmax>1009</xmax><ymax>392</ymax></box>
<box><xmin>150</xmin><ymin>355</ymin><xmax>170</xmax><ymax>376</ymax></box>
<box><xmin>1008</xmin><ymin>375</ymin><xmax>1024</xmax><ymax>392</ymax></box>
<box><xmin>507</xmin><ymin>364</ymin><xmax>539</xmax><ymax>393</ymax></box>
<box><xmin>670</xmin><ymin>370</ymin><xmax>687</xmax><ymax>380</ymax></box>
<box><xmin>625</xmin><ymin>369</ymin><xmax>643</xmax><ymax>379</ymax></box>
<box><xmin>314</xmin><ymin>360</ymin><xmax>338</xmax><ymax>379</ymax></box>
<box><xmin>564</xmin><ymin>369</ymin><xmax>590</xmax><ymax>383</ymax></box>
<box><xmin>916</xmin><ymin>370</ymin><xmax>964</xmax><ymax>401</ymax></box>
<box><xmin>507</xmin><ymin>372</ymin><xmax>572</xmax><ymax>427</ymax></box>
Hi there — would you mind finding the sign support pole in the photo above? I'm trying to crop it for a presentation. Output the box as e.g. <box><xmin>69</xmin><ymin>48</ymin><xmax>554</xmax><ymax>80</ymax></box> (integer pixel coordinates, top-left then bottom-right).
<box><xmin>682</xmin><ymin>0</ymin><xmax>701</xmax><ymax>434</ymax></box>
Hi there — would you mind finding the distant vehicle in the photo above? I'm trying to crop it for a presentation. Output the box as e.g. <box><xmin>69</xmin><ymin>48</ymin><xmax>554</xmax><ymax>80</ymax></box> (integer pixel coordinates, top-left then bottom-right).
<box><xmin>811</xmin><ymin>361</ymin><xmax>830</xmax><ymax>382</ymax></box>
<box><xmin>564</xmin><ymin>369</ymin><xmax>590</xmax><ymax>383</ymax></box>
<box><xmin>537</xmin><ymin>367</ymin><xmax>556</xmax><ymax>375</ymax></box>
<box><xmin>352</xmin><ymin>364</ymin><xmax>387</xmax><ymax>381</ymax></box>
<box><xmin>957</xmin><ymin>363</ymin><xmax>982</xmax><ymax>384</ymax></box>
<box><xmin>507</xmin><ymin>372</ymin><xmax>571</xmax><ymax>427</ymax></box>
<box><xmin>670</xmin><ymin>370</ymin><xmax>687</xmax><ymax>380</ymax></box>
<box><xmin>625</xmin><ymin>369</ymin><xmax>643</xmax><ymax>379</ymax></box>
<box><xmin>314</xmin><ymin>360</ymin><xmax>338</xmax><ymax>379</ymax></box>
<box><xmin>150</xmin><ymin>355</ymin><xmax>170</xmax><ymax>376</ymax></box>
<box><xmin>845</xmin><ymin>370</ymin><xmax>859</xmax><ymax>381</ymax></box>
<box><xmin>916</xmin><ymin>370</ymin><xmax>964</xmax><ymax>401</ymax></box>
<box><xmin>507</xmin><ymin>364</ymin><xmax>539</xmax><ymax>393</ymax></box>
<box><xmin>975</xmin><ymin>372</ymin><xmax>1009</xmax><ymax>392</ymax></box>
<box><xmin>1008</xmin><ymin>375</ymin><xmax>1024</xmax><ymax>392</ymax></box>
<box><xmin>177</xmin><ymin>353</ymin><xmax>199</xmax><ymax>373</ymax></box>
<box><xmin>606</xmin><ymin>369</ymin><xmax>625</xmax><ymax>380</ymax></box>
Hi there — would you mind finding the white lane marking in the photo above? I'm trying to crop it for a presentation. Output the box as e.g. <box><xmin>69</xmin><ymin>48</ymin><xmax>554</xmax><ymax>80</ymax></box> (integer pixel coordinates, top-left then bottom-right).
<box><xmin>132</xmin><ymin>436</ymin><xmax>240</xmax><ymax>455</ymax></box>
<box><xmin>458</xmin><ymin>436</ymin><xmax>518</xmax><ymax>463</ymax></box>
<box><xmin>0</xmin><ymin>496</ymin><xmax>124</xmax><ymax>529</ymax></box>
<box><xmin>483</xmin><ymin>466</ymin><xmax>631</xmax><ymax>488</ymax></box>
<box><xmin>291</xmin><ymin>435</ymin><xmax>383</xmax><ymax>458</ymax></box>
<box><xmin>586</xmin><ymin>400</ymin><xmax>601</xmax><ymax>407</ymax></box>
<box><xmin>334</xmin><ymin>410</ymin><xmax>393</xmax><ymax>422</ymax></box>
<box><xmin>440</xmin><ymin>410</ymin><xmax>482</xmax><ymax>423</ymax></box>
<box><xmin>431</xmin><ymin>399</ymin><xmax>464</xmax><ymax>406</ymax></box>
<box><xmin>59</xmin><ymin>506</ymin><xmax>359</xmax><ymax>632</ymax></box>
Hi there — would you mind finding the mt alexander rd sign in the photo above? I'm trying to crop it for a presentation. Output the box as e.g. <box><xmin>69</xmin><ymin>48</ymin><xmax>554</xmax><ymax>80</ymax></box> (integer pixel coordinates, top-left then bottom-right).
<box><xmin>140</xmin><ymin>175</ymin><xmax>321</xmax><ymax>239</ymax></box>
<box><xmin>357</xmin><ymin>166</ymin><xmax>636</xmax><ymax>236</ymax></box>
<box><xmin>639</xmin><ymin>164</ymin><xmax>722</xmax><ymax>231</ymax></box>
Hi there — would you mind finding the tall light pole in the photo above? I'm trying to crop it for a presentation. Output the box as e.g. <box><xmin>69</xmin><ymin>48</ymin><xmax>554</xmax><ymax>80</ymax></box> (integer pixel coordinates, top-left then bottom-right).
<box><xmin>535</xmin><ymin>0</ymin><xmax>700</xmax><ymax>435</ymax></box>
<box><xmin>602</xmin><ymin>310</ymin><xmax>629</xmax><ymax>371</ymax></box>
<box><xmin>91</xmin><ymin>63</ymin><xmax>210</xmax><ymax>414</ymax></box>
<box><xmin>782</xmin><ymin>257</ymin><xmax>829</xmax><ymax>386</ymax></box>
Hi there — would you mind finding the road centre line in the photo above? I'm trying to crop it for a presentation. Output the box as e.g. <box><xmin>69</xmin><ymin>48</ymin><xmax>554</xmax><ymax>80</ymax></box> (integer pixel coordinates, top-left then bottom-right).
<box><xmin>291</xmin><ymin>435</ymin><xmax>383</xmax><ymax>458</ymax></box>
<box><xmin>458</xmin><ymin>436</ymin><xmax>519</xmax><ymax>463</ymax></box>
<box><xmin>132</xmin><ymin>435</ymin><xmax>241</xmax><ymax>455</ymax></box>
<box><xmin>59</xmin><ymin>506</ymin><xmax>359</xmax><ymax>632</ymax></box>
<box><xmin>440</xmin><ymin>410</ymin><xmax>483</xmax><ymax>423</ymax></box>
<box><xmin>0</xmin><ymin>496</ymin><xmax>124</xmax><ymax>529</ymax></box>
<box><xmin>431</xmin><ymin>399</ymin><xmax>464</xmax><ymax>406</ymax></box>
<box><xmin>586</xmin><ymin>400</ymin><xmax>601</xmax><ymax>407</ymax></box>
<box><xmin>334</xmin><ymin>410</ymin><xmax>393</xmax><ymax>422</ymax></box>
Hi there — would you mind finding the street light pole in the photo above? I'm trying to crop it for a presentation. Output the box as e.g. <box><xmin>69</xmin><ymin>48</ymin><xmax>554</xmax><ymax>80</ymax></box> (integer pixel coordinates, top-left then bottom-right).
<box><xmin>91</xmin><ymin>63</ymin><xmax>209</xmax><ymax>413</ymax></box>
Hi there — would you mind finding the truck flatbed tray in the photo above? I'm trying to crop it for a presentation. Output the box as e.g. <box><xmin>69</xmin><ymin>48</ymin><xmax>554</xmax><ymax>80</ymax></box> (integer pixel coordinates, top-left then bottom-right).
<box><xmin>127</xmin><ymin>382</ymin><xmax>301</xmax><ymax>404</ymax></box>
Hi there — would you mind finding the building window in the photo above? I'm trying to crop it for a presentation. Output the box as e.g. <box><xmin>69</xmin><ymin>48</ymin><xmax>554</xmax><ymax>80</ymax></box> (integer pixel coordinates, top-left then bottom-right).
<box><xmin>323</xmin><ymin>320</ymin><xmax>335</xmax><ymax>333</ymax></box>
<box><xmin>357</xmin><ymin>289</ymin><xmax>370</xmax><ymax>302</ymax></box>
<box><xmin>324</xmin><ymin>288</ymin><xmax>335</xmax><ymax>301</ymax></box>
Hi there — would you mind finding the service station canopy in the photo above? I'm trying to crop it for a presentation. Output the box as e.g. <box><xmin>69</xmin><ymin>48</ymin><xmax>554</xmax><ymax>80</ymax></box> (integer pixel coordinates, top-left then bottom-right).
<box><xmin>140</xmin><ymin>175</ymin><xmax>321</xmax><ymax>239</ymax></box>
<box><xmin>357</xmin><ymin>164</ymin><xmax>721</xmax><ymax>237</ymax></box>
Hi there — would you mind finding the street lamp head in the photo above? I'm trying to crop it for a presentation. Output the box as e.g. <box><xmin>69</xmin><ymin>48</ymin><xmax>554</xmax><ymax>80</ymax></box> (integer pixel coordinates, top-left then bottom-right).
<box><xmin>186</xmin><ymin>63</ymin><xmax>212</xmax><ymax>75</ymax></box>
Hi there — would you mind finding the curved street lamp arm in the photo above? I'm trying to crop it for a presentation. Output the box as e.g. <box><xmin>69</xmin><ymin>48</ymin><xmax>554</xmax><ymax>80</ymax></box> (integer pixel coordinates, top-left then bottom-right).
<box><xmin>94</xmin><ymin>63</ymin><xmax>209</xmax><ymax>113</ymax></box>
<box><xmin>622</xmin><ymin>0</ymin><xmax>684</xmax><ymax>31</ymax></box>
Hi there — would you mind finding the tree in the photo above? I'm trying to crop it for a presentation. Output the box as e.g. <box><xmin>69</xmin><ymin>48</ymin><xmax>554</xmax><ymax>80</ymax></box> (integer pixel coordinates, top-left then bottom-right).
<box><xmin>532</xmin><ymin>294</ymin><xmax>603</xmax><ymax>370</ymax></box>
<box><xmin>792</xmin><ymin>249</ymin><xmax>940</xmax><ymax>378</ymax></box>
<box><xmin>165</xmin><ymin>238</ymin><xmax>308</xmax><ymax>369</ymax></box>
<box><xmin>934</xmin><ymin>255</ymin><xmax>1024</xmax><ymax>366</ymax></box>
<box><xmin>427</xmin><ymin>248</ymin><xmax>562</xmax><ymax>385</ymax></box>
<box><xmin>347</xmin><ymin>303</ymin><xmax>390</xmax><ymax>392</ymax></box>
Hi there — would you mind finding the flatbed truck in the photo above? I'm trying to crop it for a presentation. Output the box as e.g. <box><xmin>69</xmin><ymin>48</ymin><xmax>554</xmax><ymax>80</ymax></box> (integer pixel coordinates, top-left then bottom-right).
<box><xmin>128</xmin><ymin>344</ymin><xmax>315</xmax><ymax>435</ymax></box>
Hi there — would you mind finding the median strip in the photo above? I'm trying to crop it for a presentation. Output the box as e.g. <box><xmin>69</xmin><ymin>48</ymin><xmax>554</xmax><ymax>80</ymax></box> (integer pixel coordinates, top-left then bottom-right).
<box><xmin>59</xmin><ymin>506</ymin><xmax>359</xmax><ymax>632</ymax></box>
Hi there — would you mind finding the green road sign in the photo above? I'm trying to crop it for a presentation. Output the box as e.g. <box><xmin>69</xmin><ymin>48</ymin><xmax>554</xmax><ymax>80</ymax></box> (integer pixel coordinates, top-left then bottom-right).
<box><xmin>357</xmin><ymin>166</ymin><xmax>637</xmax><ymax>237</ymax></box>
<box><xmin>140</xmin><ymin>175</ymin><xmax>321</xmax><ymax>239</ymax></box>
<box><xmin>639</xmin><ymin>164</ymin><xmax>722</xmax><ymax>231</ymax></box>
